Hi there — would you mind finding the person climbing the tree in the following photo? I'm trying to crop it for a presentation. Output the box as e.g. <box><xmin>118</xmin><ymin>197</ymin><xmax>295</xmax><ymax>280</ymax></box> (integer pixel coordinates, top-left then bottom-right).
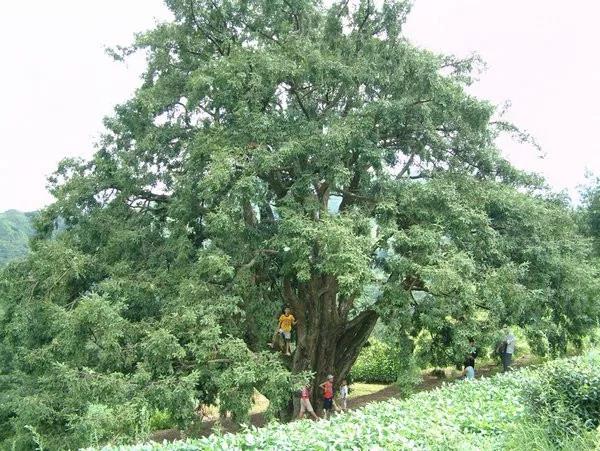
<box><xmin>268</xmin><ymin>306</ymin><xmax>286</xmax><ymax>351</ymax></box>
<box><xmin>278</xmin><ymin>306</ymin><xmax>296</xmax><ymax>356</ymax></box>
<box><xmin>339</xmin><ymin>379</ymin><xmax>349</xmax><ymax>410</ymax></box>
<box><xmin>319</xmin><ymin>374</ymin><xmax>339</xmax><ymax>419</ymax></box>
<box><xmin>297</xmin><ymin>383</ymin><xmax>319</xmax><ymax>420</ymax></box>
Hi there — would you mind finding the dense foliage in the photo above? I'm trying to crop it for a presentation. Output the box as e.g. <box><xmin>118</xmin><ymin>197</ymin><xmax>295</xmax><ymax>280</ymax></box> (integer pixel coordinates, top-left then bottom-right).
<box><xmin>524</xmin><ymin>355</ymin><xmax>600</xmax><ymax>438</ymax></box>
<box><xmin>94</xmin><ymin>352</ymin><xmax>600</xmax><ymax>450</ymax></box>
<box><xmin>0</xmin><ymin>210</ymin><xmax>34</xmax><ymax>266</ymax></box>
<box><xmin>350</xmin><ymin>339</ymin><xmax>401</xmax><ymax>383</ymax></box>
<box><xmin>1</xmin><ymin>0</ymin><xmax>600</xmax><ymax>449</ymax></box>
<box><xmin>580</xmin><ymin>175</ymin><xmax>600</xmax><ymax>256</ymax></box>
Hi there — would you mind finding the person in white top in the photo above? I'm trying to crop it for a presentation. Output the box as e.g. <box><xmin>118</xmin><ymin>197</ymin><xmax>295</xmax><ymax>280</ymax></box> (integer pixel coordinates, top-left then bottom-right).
<box><xmin>339</xmin><ymin>380</ymin><xmax>349</xmax><ymax>410</ymax></box>
<box><xmin>502</xmin><ymin>328</ymin><xmax>516</xmax><ymax>372</ymax></box>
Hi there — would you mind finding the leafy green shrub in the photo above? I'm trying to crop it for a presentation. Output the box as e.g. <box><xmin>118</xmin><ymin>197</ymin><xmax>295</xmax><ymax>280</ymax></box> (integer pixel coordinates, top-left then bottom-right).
<box><xmin>350</xmin><ymin>339</ymin><xmax>402</xmax><ymax>383</ymax></box>
<box><xmin>501</xmin><ymin>418</ymin><xmax>599</xmax><ymax>451</ymax></box>
<box><xmin>524</xmin><ymin>327</ymin><xmax>550</xmax><ymax>357</ymax></box>
<box><xmin>523</xmin><ymin>352</ymin><xmax>600</xmax><ymax>436</ymax></box>
<box><xmin>69</xmin><ymin>403</ymin><xmax>151</xmax><ymax>449</ymax></box>
<box><xmin>148</xmin><ymin>410</ymin><xmax>175</xmax><ymax>432</ymax></box>
<box><xmin>395</xmin><ymin>355</ymin><xmax>423</xmax><ymax>396</ymax></box>
<box><xmin>349</xmin><ymin>336</ymin><xmax>422</xmax><ymax>393</ymax></box>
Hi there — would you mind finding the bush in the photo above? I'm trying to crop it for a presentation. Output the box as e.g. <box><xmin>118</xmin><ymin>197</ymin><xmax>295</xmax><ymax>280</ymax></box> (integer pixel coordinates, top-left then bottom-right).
<box><xmin>395</xmin><ymin>355</ymin><xmax>423</xmax><ymax>397</ymax></box>
<box><xmin>349</xmin><ymin>339</ymin><xmax>402</xmax><ymax>383</ymax></box>
<box><xmin>148</xmin><ymin>410</ymin><xmax>175</xmax><ymax>432</ymax></box>
<box><xmin>349</xmin><ymin>339</ymin><xmax>421</xmax><ymax>393</ymax></box>
<box><xmin>501</xmin><ymin>418</ymin><xmax>599</xmax><ymax>451</ymax></box>
<box><xmin>69</xmin><ymin>403</ymin><xmax>151</xmax><ymax>449</ymax></box>
<box><xmin>523</xmin><ymin>352</ymin><xmax>600</xmax><ymax>436</ymax></box>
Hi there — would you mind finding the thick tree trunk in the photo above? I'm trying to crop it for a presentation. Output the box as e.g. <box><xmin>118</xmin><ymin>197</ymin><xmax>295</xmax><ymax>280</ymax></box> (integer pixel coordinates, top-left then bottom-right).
<box><xmin>283</xmin><ymin>274</ymin><xmax>379</xmax><ymax>417</ymax></box>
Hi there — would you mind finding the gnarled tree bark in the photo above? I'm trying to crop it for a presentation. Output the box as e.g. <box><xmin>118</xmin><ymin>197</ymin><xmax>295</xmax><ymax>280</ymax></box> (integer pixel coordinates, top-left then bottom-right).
<box><xmin>283</xmin><ymin>274</ymin><xmax>379</xmax><ymax>416</ymax></box>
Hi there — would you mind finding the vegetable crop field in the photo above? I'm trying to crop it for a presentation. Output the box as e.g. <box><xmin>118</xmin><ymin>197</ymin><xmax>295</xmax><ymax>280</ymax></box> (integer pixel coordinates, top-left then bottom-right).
<box><xmin>95</xmin><ymin>351</ymin><xmax>600</xmax><ymax>450</ymax></box>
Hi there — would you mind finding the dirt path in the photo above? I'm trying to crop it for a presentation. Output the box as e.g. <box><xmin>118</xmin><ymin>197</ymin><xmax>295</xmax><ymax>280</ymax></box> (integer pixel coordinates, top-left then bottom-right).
<box><xmin>150</xmin><ymin>355</ymin><xmax>533</xmax><ymax>442</ymax></box>
<box><xmin>346</xmin><ymin>354</ymin><xmax>533</xmax><ymax>409</ymax></box>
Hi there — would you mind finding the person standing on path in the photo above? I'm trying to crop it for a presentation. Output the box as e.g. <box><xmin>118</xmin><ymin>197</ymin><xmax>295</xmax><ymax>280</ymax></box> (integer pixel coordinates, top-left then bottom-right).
<box><xmin>339</xmin><ymin>380</ymin><xmax>349</xmax><ymax>410</ymax></box>
<box><xmin>502</xmin><ymin>328</ymin><xmax>516</xmax><ymax>372</ymax></box>
<box><xmin>319</xmin><ymin>375</ymin><xmax>339</xmax><ymax>419</ymax></box>
<box><xmin>297</xmin><ymin>384</ymin><xmax>319</xmax><ymax>420</ymax></box>
<box><xmin>462</xmin><ymin>355</ymin><xmax>475</xmax><ymax>380</ymax></box>
<box><xmin>467</xmin><ymin>337</ymin><xmax>478</xmax><ymax>367</ymax></box>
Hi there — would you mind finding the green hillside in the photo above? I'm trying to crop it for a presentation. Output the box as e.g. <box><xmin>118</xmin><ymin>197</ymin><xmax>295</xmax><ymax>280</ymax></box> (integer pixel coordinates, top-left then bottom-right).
<box><xmin>0</xmin><ymin>210</ymin><xmax>35</xmax><ymax>266</ymax></box>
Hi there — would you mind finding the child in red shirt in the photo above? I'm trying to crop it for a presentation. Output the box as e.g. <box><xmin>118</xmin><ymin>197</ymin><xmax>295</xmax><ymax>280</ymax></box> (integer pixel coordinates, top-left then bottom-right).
<box><xmin>319</xmin><ymin>374</ymin><xmax>339</xmax><ymax>419</ymax></box>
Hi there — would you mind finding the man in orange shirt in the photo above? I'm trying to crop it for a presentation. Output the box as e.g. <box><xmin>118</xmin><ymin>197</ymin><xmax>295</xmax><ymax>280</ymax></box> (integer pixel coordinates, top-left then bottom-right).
<box><xmin>277</xmin><ymin>307</ymin><xmax>296</xmax><ymax>356</ymax></box>
<box><xmin>319</xmin><ymin>374</ymin><xmax>339</xmax><ymax>419</ymax></box>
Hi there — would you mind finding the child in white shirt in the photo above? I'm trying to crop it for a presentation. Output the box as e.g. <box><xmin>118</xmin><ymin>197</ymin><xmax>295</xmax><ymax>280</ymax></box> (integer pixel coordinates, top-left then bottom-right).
<box><xmin>339</xmin><ymin>380</ymin><xmax>349</xmax><ymax>410</ymax></box>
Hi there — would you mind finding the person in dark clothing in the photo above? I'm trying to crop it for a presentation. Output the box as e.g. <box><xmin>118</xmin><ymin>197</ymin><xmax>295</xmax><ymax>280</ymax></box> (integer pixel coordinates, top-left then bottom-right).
<box><xmin>501</xmin><ymin>328</ymin><xmax>516</xmax><ymax>372</ymax></box>
<box><xmin>458</xmin><ymin>337</ymin><xmax>478</xmax><ymax>380</ymax></box>
<box><xmin>467</xmin><ymin>337</ymin><xmax>478</xmax><ymax>367</ymax></box>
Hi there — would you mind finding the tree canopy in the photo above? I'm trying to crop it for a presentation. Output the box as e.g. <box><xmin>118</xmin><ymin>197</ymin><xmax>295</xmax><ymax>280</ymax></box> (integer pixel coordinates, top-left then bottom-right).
<box><xmin>1</xmin><ymin>1</ymin><xmax>598</xmax><ymax>449</ymax></box>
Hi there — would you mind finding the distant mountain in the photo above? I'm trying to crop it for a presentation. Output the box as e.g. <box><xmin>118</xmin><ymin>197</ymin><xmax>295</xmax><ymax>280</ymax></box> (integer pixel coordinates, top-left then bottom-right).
<box><xmin>0</xmin><ymin>210</ymin><xmax>35</xmax><ymax>266</ymax></box>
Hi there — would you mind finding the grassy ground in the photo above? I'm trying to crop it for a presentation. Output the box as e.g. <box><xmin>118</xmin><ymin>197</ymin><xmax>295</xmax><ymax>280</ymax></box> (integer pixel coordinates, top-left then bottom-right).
<box><xmin>347</xmin><ymin>382</ymin><xmax>388</xmax><ymax>398</ymax></box>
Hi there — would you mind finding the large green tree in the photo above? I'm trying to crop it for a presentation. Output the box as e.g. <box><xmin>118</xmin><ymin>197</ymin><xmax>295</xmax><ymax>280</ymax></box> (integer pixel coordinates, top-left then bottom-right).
<box><xmin>1</xmin><ymin>0</ymin><xmax>598</xmax><ymax>448</ymax></box>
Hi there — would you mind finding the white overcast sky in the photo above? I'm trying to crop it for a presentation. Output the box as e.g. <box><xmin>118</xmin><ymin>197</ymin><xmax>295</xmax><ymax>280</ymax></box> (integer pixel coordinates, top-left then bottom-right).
<box><xmin>0</xmin><ymin>0</ymin><xmax>599</xmax><ymax>212</ymax></box>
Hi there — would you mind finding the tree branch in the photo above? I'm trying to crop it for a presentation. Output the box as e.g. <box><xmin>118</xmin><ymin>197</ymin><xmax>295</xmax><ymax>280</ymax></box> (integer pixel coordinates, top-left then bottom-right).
<box><xmin>474</xmin><ymin>302</ymin><xmax>492</xmax><ymax>311</ymax></box>
<box><xmin>89</xmin><ymin>328</ymin><xmax>106</xmax><ymax>351</ymax></box>
<box><xmin>283</xmin><ymin>276</ymin><xmax>301</xmax><ymax>311</ymax></box>
<box><xmin>356</xmin><ymin>0</ymin><xmax>373</xmax><ymax>33</ymax></box>
<box><xmin>339</xmin><ymin>151</ymin><xmax>361</xmax><ymax>211</ymax></box>
<box><xmin>337</xmin><ymin>293</ymin><xmax>356</xmax><ymax>321</ymax></box>
<box><xmin>396</xmin><ymin>151</ymin><xmax>416</xmax><ymax>179</ymax></box>
<box><xmin>345</xmin><ymin>309</ymin><xmax>378</xmax><ymax>332</ymax></box>
<box><xmin>188</xmin><ymin>0</ymin><xmax>226</xmax><ymax>56</ymax></box>
<box><xmin>283</xmin><ymin>0</ymin><xmax>301</xmax><ymax>31</ymax></box>
<box><xmin>334</xmin><ymin>309</ymin><xmax>378</xmax><ymax>380</ymax></box>
<box><xmin>288</xmin><ymin>83</ymin><xmax>311</xmax><ymax>120</ymax></box>
<box><xmin>412</xmin><ymin>98</ymin><xmax>433</xmax><ymax>106</ymax></box>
